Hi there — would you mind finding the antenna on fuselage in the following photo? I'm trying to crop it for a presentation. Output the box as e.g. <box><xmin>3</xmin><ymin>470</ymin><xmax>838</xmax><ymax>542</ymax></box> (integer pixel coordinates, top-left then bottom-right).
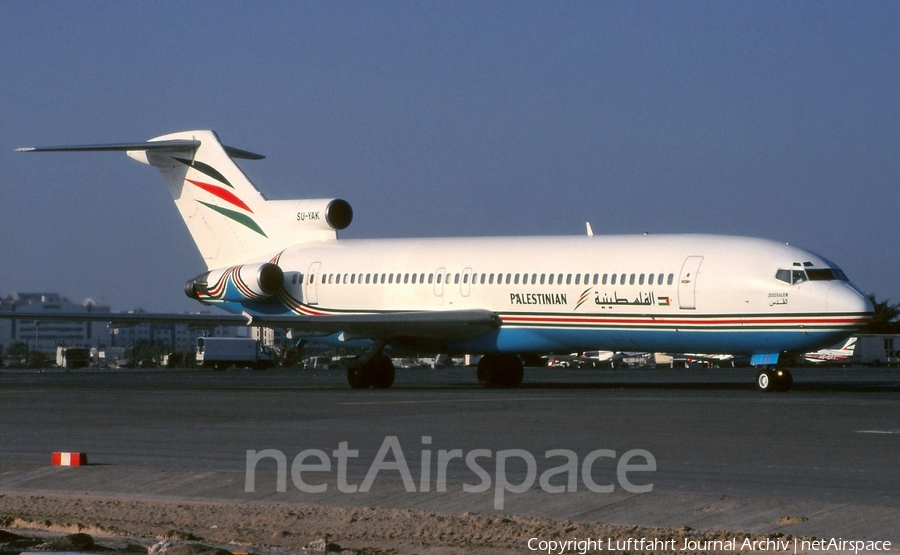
<box><xmin>586</xmin><ymin>222</ymin><xmax>594</xmax><ymax>237</ymax></box>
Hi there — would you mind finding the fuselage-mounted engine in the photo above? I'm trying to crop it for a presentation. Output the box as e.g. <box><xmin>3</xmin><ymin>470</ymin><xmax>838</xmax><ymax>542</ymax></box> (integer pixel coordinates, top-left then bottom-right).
<box><xmin>185</xmin><ymin>262</ymin><xmax>284</xmax><ymax>303</ymax></box>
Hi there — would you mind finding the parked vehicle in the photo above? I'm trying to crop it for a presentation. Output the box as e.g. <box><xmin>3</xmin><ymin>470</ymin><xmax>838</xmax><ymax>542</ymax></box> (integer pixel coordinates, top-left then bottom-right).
<box><xmin>56</xmin><ymin>346</ymin><xmax>90</xmax><ymax>369</ymax></box>
<box><xmin>196</xmin><ymin>337</ymin><xmax>276</xmax><ymax>370</ymax></box>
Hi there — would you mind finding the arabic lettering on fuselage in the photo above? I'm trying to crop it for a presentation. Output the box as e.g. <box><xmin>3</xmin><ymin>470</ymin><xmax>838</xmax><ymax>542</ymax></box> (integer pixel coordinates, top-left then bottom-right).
<box><xmin>595</xmin><ymin>291</ymin><xmax>656</xmax><ymax>306</ymax></box>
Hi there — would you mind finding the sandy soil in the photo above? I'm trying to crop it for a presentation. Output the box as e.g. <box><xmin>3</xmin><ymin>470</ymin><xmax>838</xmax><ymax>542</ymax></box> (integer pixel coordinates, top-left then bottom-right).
<box><xmin>0</xmin><ymin>492</ymin><xmax>803</xmax><ymax>554</ymax></box>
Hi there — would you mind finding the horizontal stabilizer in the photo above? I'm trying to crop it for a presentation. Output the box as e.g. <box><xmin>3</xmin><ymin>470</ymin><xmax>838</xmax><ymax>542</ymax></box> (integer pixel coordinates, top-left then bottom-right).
<box><xmin>16</xmin><ymin>140</ymin><xmax>264</xmax><ymax>160</ymax></box>
<box><xmin>15</xmin><ymin>140</ymin><xmax>201</xmax><ymax>153</ymax></box>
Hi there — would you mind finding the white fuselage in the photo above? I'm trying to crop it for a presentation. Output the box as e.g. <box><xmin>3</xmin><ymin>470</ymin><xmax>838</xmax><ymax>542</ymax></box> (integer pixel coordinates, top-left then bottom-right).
<box><xmin>220</xmin><ymin>233</ymin><xmax>871</xmax><ymax>357</ymax></box>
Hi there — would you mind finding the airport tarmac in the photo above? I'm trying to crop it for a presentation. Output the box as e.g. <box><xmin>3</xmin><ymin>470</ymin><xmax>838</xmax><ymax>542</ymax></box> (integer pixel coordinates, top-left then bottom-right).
<box><xmin>1</xmin><ymin>365</ymin><xmax>898</xmax><ymax>551</ymax></box>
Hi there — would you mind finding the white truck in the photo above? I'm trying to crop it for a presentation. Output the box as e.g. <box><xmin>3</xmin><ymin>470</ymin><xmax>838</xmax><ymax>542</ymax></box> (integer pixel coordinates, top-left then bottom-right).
<box><xmin>852</xmin><ymin>334</ymin><xmax>900</xmax><ymax>366</ymax></box>
<box><xmin>56</xmin><ymin>346</ymin><xmax>91</xmax><ymax>369</ymax></box>
<box><xmin>196</xmin><ymin>337</ymin><xmax>276</xmax><ymax>370</ymax></box>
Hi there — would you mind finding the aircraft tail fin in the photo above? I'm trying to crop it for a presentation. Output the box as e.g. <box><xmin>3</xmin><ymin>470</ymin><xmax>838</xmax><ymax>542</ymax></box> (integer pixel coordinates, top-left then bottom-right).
<box><xmin>840</xmin><ymin>336</ymin><xmax>858</xmax><ymax>352</ymax></box>
<box><xmin>18</xmin><ymin>130</ymin><xmax>353</xmax><ymax>269</ymax></box>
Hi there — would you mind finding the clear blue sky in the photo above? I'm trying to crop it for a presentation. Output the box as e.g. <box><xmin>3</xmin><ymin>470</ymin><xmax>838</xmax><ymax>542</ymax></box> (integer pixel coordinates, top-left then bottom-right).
<box><xmin>2</xmin><ymin>1</ymin><xmax>898</xmax><ymax>312</ymax></box>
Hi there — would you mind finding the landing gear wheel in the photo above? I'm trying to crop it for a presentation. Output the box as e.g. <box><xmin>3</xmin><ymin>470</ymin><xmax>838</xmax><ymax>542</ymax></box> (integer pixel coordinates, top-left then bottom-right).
<box><xmin>347</xmin><ymin>354</ymin><xmax>395</xmax><ymax>389</ymax></box>
<box><xmin>773</xmin><ymin>369</ymin><xmax>793</xmax><ymax>392</ymax></box>
<box><xmin>477</xmin><ymin>354</ymin><xmax>524</xmax><ymax>388</ymax></box>
<box><xmin>370</xmin><ymin>355</ymin><xmax>396</xmax><ymax>389</ymax></box>
<box><xmin>477</xmin><ymin>355</ymin><xmax>496</xmax><ymax>387</ymax></box>
<box><xmin>756</xmin><ymin>368</ymin><xmax>776</xmax><ymax>392</ymax></box>
<box><xmin>347</xmin><ymin>364</ymin><xmax>372</xmax><ymax>389</ymax></box>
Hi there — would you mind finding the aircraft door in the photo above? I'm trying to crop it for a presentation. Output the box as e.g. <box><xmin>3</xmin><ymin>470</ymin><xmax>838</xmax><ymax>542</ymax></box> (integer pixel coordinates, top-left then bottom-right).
<box><xmin>306</xmin><ymin>261</ymin><xmax>322</xmax><ymax>305</ymax></box>
<box><xmin>433</xmin><ymin>267</ymin><xmax>445</xmax><ymax>304</ymax></box>
<box><xmin>678</xmin><ymin>256</ymin><xmax>703</xmax><ymax>309</ymax></box>
<box><xmin>461</xmin><ymin>267</ymin><xmax>473</xmax><ymax>297</ymax></box>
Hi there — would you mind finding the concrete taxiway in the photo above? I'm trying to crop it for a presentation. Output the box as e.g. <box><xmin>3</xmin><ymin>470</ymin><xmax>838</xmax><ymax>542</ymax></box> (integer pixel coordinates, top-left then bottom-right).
<box><xmin>1</xmin><ymin>365</ymin><xmax>898</xmax><ymax>542</ymax></box>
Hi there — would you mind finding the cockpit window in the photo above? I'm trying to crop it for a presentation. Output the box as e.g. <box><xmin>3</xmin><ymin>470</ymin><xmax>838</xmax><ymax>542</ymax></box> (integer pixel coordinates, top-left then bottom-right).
<box><xmin>777</xmin><ymin>266</ymin><xmax>848</xmax><ymax>284</ymax></box>
<box><xmin>776</xmin><ymin>269</ymin><xmax>807</xmax><ymax>284</ymax></box>
<box><xmin>807</xmin><ymin>268</ymin><xmax>848</xmax><ymax>281</ymax></box>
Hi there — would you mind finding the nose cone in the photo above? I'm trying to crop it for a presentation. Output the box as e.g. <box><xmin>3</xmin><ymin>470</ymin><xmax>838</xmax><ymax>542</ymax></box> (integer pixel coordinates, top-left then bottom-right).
<box><xmin>827</xmin><ymin>283</ymin><xmax>874</xmax><ymax>327</ymax></box>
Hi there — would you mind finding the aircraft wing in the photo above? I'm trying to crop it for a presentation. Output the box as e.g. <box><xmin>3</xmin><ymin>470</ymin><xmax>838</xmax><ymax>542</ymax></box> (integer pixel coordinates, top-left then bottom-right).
<box><xmin>254</xmin><ymin>310</ymin><xmax>501</xmax><ymax>340</ymax></box>
<box><xmin>0</xmin><ymin>309</ymin><xmax>502</xmax><ymax>342</ymax></box>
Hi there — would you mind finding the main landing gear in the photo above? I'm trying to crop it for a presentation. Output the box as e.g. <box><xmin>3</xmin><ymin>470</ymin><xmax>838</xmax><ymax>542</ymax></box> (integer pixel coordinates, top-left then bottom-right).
<box><xmin>477</xmin><ymin>354</ymin><xmax>524</xmax><ymax>388</ymax></box>
<box><xmin>756</xmin><ymin>368</ymin><xmax>793</xmax><ymax>392</ymax></box>
<box><xmin>347</xmin><ymin>353</ymin><xmax>395</xmax><ymax>389</ymax></box>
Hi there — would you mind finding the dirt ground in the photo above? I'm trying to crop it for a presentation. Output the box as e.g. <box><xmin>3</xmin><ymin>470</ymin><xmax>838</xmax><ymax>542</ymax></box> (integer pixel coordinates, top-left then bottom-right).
<box><xmin>0</xmin><ymin>492</ymin><xmax>803</xmax><ymax>554</ymax></box>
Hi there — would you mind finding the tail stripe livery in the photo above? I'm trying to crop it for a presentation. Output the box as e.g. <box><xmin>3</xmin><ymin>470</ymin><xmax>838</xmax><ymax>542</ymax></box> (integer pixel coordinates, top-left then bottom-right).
<box><xmin>186</xmin><ymin>180</ymin><xmax>254</xmax><ymax>213</ymax></box>
<box><xmin>174</xmin><ymin>157</ymin><xmax>235</xmax><ymax>188</ymax></box>
<box><xmin>196</xmin><ymin>200</ymin><xmax>268</xmax><ymax>237</ymax></box>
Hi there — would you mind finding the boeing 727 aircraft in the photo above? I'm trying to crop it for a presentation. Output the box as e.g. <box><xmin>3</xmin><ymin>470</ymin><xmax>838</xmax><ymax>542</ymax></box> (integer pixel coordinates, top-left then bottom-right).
<box><xmin>12</xmin><ymin>130</ymin><xmax>873</xmax><ymax>391</ymax></box>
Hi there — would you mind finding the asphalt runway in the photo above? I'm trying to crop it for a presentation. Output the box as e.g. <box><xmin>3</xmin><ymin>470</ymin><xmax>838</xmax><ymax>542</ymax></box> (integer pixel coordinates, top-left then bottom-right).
<box><xmin>1</xmin><ymin>365</ymin><xmax>898</xmax><ymax>542</ymax></box>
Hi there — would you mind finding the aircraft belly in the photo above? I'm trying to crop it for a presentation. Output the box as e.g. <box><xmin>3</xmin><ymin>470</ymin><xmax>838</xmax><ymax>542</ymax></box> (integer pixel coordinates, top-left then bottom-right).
<box><xmin>446</xmin><ymin>325</ymin><xmax>856</xmax><ymax>356</ymax></box>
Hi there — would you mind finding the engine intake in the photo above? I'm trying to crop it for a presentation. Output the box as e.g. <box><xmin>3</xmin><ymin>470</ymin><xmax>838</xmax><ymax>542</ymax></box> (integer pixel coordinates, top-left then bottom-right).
<box><xmin>185</xmin><ymin>262</ymin><xmax>284</xmax><ymax>302</ymax></box>
<box><xmin>325</xmin><ymin>199</ymin><xmax>353</xmax><ymax>230</ymax></box>
<box><xmin>292</xmin><ymin>198</ymin><xmax>353</xmax><ymax>230</ymax></box>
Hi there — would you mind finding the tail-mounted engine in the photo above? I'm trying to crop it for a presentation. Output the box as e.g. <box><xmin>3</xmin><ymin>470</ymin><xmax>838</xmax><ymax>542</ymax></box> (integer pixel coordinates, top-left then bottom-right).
<box><xmin>259</xmin><ymin>197</ymin><xmax>353</xmax><ymax>245</ymax></box>
<box><xmin>294</xmin><ymin>198</ymin><xmax>353</xmax><ymax>231</ymax></box>
<box><xmin>185</xmin><ymin>262</ymin><xmax>284</xmax><ymax>303</ymax></box>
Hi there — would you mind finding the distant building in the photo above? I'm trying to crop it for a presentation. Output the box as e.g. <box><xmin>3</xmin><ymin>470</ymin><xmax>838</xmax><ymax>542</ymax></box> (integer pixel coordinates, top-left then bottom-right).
<box><xmin>0</xmin><ymin>291</ymin><xmax>277</xmax><ymax>357</ymax></box>
<box><xmin>108</xmin><ymin>312</ymin><xmax>248</xmax><ymax>354</ymax></box>
<box><xmin>0</xmin><ymin>293</ymin><xmax>111</xmax><ymax>354</ymax></box>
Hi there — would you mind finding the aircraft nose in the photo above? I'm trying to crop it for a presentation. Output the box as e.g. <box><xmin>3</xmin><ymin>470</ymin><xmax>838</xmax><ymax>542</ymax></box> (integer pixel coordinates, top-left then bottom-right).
<box><xmin>827</xmin><ymin>283</ymin><xmax>873</xmax><ymax>324</ymax></box>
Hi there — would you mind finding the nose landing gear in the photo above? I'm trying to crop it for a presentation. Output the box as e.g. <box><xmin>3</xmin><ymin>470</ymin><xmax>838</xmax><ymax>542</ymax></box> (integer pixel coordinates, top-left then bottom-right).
<box><xmin>756</xmin><ymin>368</ymin><xmax>793</xmax><ymax>392</ymax></box>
